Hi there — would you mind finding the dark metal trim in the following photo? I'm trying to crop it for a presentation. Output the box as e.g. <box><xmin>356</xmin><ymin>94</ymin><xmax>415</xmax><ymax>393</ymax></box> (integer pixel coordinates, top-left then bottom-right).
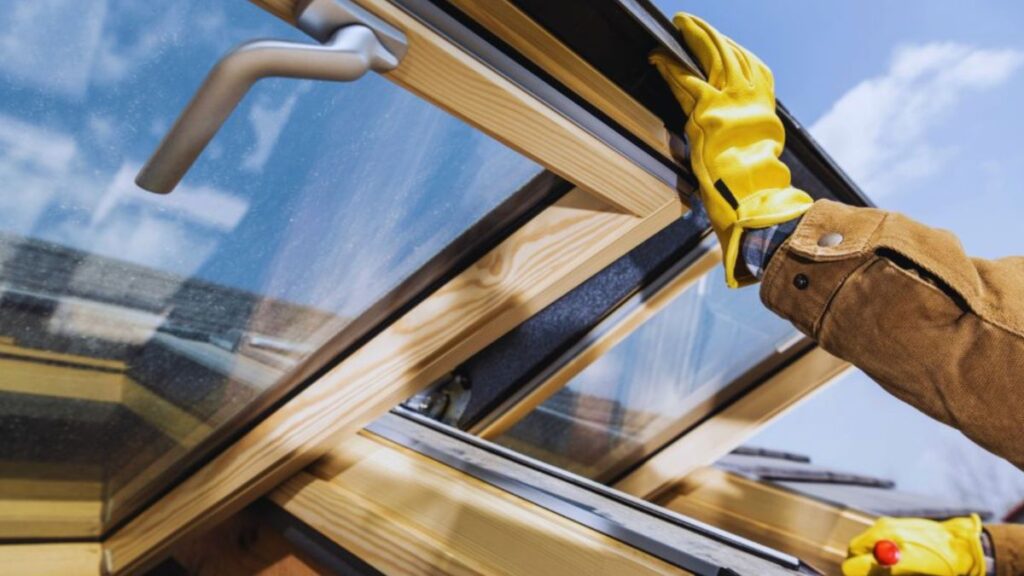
<box><xmin>609</xmin><ymin>0</ymin><xmax>700</xmax><ymax>73</ymax></box>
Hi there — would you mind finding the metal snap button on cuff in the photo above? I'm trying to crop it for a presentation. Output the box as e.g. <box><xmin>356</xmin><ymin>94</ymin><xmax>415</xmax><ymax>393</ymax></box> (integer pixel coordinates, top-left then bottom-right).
<box><xmin>793</xmin><ymin>274</ymin><xmax>809</xmax><ymax>290</ymax></box>
<box><xmin>818</xmin><ymin>232</ymin><xmax>844</xmax><ymax>247</ymax></box>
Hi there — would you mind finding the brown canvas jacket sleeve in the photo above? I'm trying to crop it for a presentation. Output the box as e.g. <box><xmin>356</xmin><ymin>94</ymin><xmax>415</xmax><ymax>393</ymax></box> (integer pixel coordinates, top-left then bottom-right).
<box><xmin>988</xmin><ymin>525</ymin><xmax>1024</xmax><ymax>576</ymax></box>
<box><xmin>759</xmin><ymin>199</ymin><xmax>1024</xmax><ymax>573</ymax></box>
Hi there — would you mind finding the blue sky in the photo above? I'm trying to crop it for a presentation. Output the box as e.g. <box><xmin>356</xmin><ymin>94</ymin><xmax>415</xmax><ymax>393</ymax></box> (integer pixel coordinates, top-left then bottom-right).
<box><xmin>654</xmin><ymin>0</ymin><xmax>1024</xmax><ymax>516</ymax></box>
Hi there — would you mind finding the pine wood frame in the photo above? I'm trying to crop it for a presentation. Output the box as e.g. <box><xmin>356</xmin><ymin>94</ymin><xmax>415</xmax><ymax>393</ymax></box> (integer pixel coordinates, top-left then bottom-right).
<box><xmin>0</xmin><ymin>544</ymin><xmax>103</xmax><ymax>576</ymax></box>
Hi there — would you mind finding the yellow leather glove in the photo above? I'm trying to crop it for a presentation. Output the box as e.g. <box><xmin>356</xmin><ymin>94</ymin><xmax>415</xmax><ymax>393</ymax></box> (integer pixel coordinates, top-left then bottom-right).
<box><xmin>843</xmin><ymin>515</ymin><xmax>986</xmax><ymax>576</ymax></box>
<box><xmin>650</xmin><ymin>14</ymin><xmax>813</xmax><ymax>287</ymax></box>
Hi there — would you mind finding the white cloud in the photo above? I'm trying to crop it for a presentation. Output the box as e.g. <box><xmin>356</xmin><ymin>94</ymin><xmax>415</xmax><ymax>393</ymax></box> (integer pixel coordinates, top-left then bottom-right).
<box><xmin>0</xmin><ymin>0</ymin><xmax>107</xmax><ymax>97</ymax></box>
<box><xmin>0</xmin><ymin>115</ymin><xmax>80</xmax><ymax>235</ymax></box>
<box><xmin>91</xmin><ymin>3</ymin><xmax>188</xmax><ymax>86</ymax></box>
<box><xmin>0</xmin><ymin>114</ymin><xmax>78</xmax><ymax>173</ymax></box>
<box><xmin>0</xmin><ymin>2</ymin><xmax>235</xmax><ymax>97</ymax></box>
<box><xmin>92</xmin><ymin>164</ymin><xmax>248</xmax><ymax>232</ymax></box>
<box><xmin>242</xmin><ymin>83</ymin><xmax>312</xmax><ymax>172</ymax></box>
<box><xmin>0</xmin><ymin>111</ymin><xmax>248</xmax><ymax>280</ymax></box>
<box><xmin>811</xmin><ymin>43</ymin><xmax>1024</xmax><ymax>198</ymax></box>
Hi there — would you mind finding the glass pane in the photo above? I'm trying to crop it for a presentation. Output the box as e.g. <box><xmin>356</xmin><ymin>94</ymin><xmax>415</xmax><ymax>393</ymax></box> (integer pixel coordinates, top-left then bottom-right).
<box><xmin>494</xmin><ymin>266</ymin><xmax>797</xmax><ymax>481</ymax></box>
<box><xmin>0</xmin><ymin>0</ymin><xmax>540</xmax><ymax>536</ymax></box>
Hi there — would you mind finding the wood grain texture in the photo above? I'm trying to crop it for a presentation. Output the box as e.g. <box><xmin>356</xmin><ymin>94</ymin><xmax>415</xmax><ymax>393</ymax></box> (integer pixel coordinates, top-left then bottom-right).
<box><xmin>0</xmin><ymin>543</ymin><xmax>101</xmax><ymax>576</ymax></box>
<box><xmin>247</xmin><ymin>0</ymin><xmax>679</xmax><ymax>216</ymax></box>
<box><xmin>0</xmin><ymin>477</ymin><xmax>103</xmax><ymax>501</ymax></box>
<box><xmin>614</xmin><ymin>347</ymin><xmax>851</xmax><ymax>500</ymax></box>
<box><xmin>478</xmin><ymin>249</ymin><xmax>719</xmax><ymax>438</ymax></box>
<box><xmin>661</xmin><ymin>467</ymin><xmax>874</xmax><ymax>574</ymax></box>
<box><xmin>445</xmin><ymin>0</ymin><xmax>673</xmax><ymax>159</ymax></box>
<box><xmin>271</xmin><ymin>433</ymin><xmax>690</xmax><ymax>576</ymax></box>
<box><xmin>0</xmin><ymin>357</ymin><xmax>122</xmax><ymax>403</ymax></box>
<box><xmin>0</xmin><ymin>499</ymin><xmax>103</xmax><ymax>539</ymax></box>
<box><xmin>103</xmin><ymin>189</ymin><xmax>681</xmax><ymax>574</ymax></box>
<box><xmin>0</xmin><ymin>342</ymin><xmax>124</xmax><ymax>371</ymax></box>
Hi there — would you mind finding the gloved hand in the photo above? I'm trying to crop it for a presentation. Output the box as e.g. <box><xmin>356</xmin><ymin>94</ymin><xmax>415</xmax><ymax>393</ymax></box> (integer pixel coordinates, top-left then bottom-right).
<box><xmin>842</xmin><ymin>515</ymin><xmax>986</xmax><ymax>576</ymax></box>
<box><xmin>650</xmin><ymin>14</ymin><xmax>813</xmax><ymax>287</ymax></box>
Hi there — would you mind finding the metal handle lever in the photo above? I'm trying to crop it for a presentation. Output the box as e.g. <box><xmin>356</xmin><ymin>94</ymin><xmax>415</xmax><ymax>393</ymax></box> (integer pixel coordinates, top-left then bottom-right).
<box><xmin>137</xmin><ymin>8</ymin><xmax>405</xmax><ymax>194</ymax></box>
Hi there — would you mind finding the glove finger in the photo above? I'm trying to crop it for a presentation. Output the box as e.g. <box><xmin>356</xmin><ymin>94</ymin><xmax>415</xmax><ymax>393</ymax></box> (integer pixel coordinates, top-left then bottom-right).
<box><xmin>672</xmin><ymin>13</ymin><xmax>734</xmax><ymax>88</ymax></box>
<box><xmin>841</xmin><ymin>554</ymin><xmax>879</xmax><ymax>576</ymax></box>
<box><xmin>846</xmin><ymin>517</ymin><xmax>911</xmax><ymax>556</ymax></box>
<box><xmin>725</xmin><ymin>38</ymin><xmax>754</xmax><ymax>84</ymax></box>
<box><xmin>846</xmin><ymin>523</ymin><xmax>882</xmax><ymax>556</ymax></box>
<box><xmin>649</xmin><ymin>48</ymin><xmax>708</xmax><ymax>117</ymax></box>
<box><xmin>745</xmin><ymin>46</ymin><xmax>776</xmax><ymax>93</ymax></box>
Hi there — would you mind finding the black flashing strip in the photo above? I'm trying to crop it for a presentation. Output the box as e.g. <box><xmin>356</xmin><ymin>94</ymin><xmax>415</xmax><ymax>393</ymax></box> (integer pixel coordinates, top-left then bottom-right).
<box><xmin>391</xmin><ymin>0</ymin><xmax>686</xmax><ymax>191</ymax></box>
<box><xmin>611</xmin><ymin>0</ymin><xmax>700</xmax><ymax>71</ymax></box>
<box><xmin>730</xmin><ymin>446</ymin><xmax>813</xmax><ymax>463</ymax></box>
<box><xmin>380</xmin><ymin>409</ymin><xmax>807</xmax><ymax>574</ymax></box>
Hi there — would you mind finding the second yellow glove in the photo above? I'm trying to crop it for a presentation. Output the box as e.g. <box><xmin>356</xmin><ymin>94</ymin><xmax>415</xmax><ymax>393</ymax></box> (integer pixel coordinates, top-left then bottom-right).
<box><xmin>843</xmin><ymin>515</ymin><xmax>986</xmax><ymax>576</ymax></box>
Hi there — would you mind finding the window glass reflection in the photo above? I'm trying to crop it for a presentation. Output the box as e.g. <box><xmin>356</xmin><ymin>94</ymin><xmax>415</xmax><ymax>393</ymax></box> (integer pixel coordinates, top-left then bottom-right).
<box><xmin>494</xmin><ymin>267</ymin><xmax>796</xmax><ymax>482</ymax></box>
<box><xmin>0</xmin><ymin>0</ymin><xmax>540</xmax><ymax>535</ymax></box>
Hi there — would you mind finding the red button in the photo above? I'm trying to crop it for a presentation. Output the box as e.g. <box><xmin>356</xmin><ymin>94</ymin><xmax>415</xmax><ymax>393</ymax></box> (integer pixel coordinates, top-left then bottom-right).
<box><xmin>873</xmin><ymin>539</ymin><xmax>901</xmax><ymax>566</ymax></box>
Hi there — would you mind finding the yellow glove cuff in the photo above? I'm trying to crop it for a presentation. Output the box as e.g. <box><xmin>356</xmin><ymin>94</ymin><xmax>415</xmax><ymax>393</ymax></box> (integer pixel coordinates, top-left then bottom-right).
<box><xmin>719</xmin><ymin>186</ymin><xmax>813</xmax><ymax>288</ymax></box>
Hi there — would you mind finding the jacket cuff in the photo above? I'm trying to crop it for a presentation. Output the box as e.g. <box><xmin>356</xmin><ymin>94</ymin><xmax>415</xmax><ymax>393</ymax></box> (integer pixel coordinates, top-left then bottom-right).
<box><xmin>759</xmin><ymin>200</ymin><xmax>886</xmax><ymax>338</ymax></box>
<box><xmin>986</xmin><ymin>525</ymin><xmax>1024</xmax><ymax>576</ymax></box>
